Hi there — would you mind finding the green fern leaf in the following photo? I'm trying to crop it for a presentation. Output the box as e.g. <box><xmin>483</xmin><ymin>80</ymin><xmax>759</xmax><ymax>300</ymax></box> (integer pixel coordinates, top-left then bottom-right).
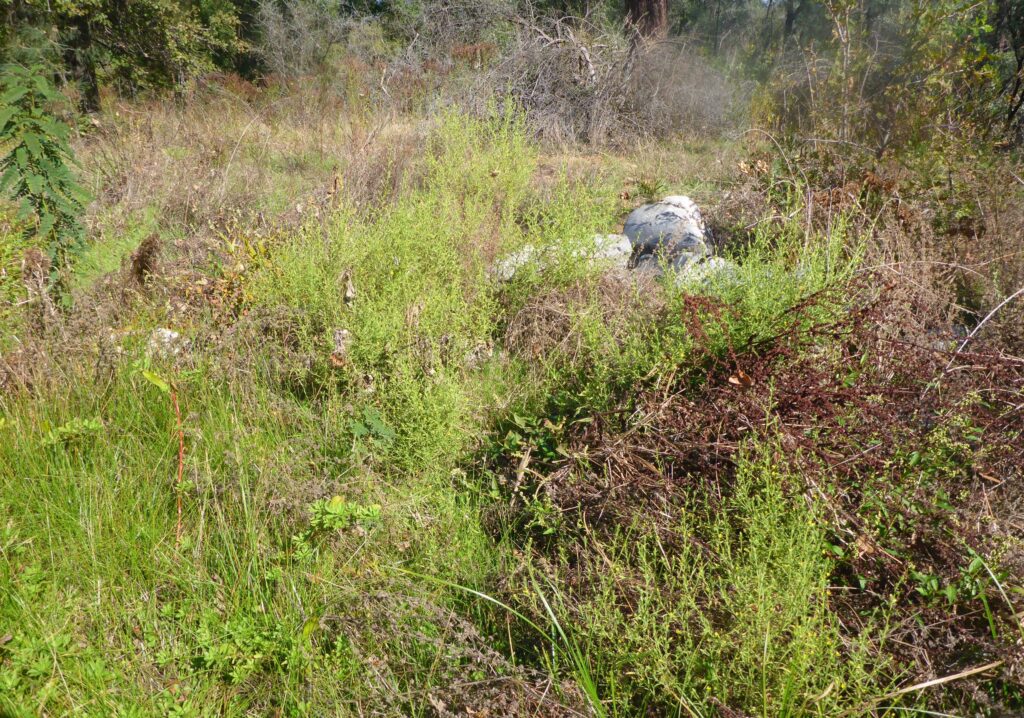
<box><xmin>0</xmin><ymin>107</ymin><xmax>16</xmax><ymax>130</ymax></box>
<box><xmin>22</xmin><ymin>133</ymin><xmax>43</xmax><ymax>158</ymax></box>
<box><xmin>37</xmin><ymin>212</ymin><xmax>56</xmax><ymax>239</ymax></box>
<box><xmin>25</xmin><ymin>173</ymin><xmax>43</xmax><ymax>194</ymax></box>
<box><xmin>0</xmin><ymin>164</ymin><xmax>17</xmax><ymax>192</ymax></box>
<box><xmin>0</xmin><ymin>87</ymin><xmax>28</xmax><ymax>106</ymax></box>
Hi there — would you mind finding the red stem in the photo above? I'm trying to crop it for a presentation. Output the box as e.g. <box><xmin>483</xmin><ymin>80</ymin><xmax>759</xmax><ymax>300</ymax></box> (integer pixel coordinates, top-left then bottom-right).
<box><xmin>171</xmin><ymin>389</ymin><xmax>184</xmax><ymax>548</ymax></box>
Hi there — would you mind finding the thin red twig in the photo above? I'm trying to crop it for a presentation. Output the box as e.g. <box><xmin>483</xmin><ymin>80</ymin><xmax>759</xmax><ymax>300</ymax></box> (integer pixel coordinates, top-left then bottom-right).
<box><xmin>171</xmin><ymin>389</ymin><xmax>184</xmax><ymax>548</ymax></box>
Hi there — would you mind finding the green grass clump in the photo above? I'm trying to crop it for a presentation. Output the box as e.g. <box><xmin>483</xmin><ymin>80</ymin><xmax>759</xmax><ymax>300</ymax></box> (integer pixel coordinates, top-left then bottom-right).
<box><xmin>552</xmin><ymin>448</ymin><xmax>896</xmax><ymax>717</ymax></box>
<box><xmin>247</xmin><ymin>109</ymin><xmax>621</xmax><ymax>474</ymax></box>
<box><xmin>0</xmin><ymin>356</ymin><xmax>504</xmax><ymax>716</ymax></box>
<box><xmin>0</xmin><ymin>211</ymin><xmax>33</xmax><ymax>349</ymax></box>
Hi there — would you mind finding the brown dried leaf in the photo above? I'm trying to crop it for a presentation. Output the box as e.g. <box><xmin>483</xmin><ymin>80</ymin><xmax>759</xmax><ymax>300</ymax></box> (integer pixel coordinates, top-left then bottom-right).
<box><xmin>728</xmin><ymin>369</ymin><xmax>753</xmax><ymax>387</ymax></box>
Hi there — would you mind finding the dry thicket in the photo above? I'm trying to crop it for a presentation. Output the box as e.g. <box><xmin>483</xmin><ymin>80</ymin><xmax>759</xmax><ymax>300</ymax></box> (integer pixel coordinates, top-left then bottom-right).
<box><xmin>493</xmin><ymin>270</ymin><xmax>1024</xmax><ymax>708</ymax></box>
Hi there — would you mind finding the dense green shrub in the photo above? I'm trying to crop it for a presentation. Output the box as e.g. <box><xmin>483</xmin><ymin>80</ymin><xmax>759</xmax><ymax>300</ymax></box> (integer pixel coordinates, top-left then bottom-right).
<box><xmin>2</xmin><ymin>0</ymin><xmax>256</xmax><ymax>108</ymax></box>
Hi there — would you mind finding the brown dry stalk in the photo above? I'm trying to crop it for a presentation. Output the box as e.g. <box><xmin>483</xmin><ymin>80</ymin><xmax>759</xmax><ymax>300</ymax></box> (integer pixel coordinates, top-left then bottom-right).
<box><xmin>947</xmin><ymin>285</ymin><xmax>1024</xmax><ymax>366</ymax></box>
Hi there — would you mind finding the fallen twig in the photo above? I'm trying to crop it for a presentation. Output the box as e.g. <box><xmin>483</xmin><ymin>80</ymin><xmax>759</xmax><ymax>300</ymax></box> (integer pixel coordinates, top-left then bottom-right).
<box><xmin>946</xmin><ymin>285</ymin><xmax>1024</xmax><ymax>369</ymax></box>
<box><xmin>839</xmin><ymin>660</ymin><xmax>1003</xmax><ymax>716</ymax></box>
<box><xmin>884</xmin><ymin>660</ymin><xmax>1004</xmax><ymax>701</ymax></box>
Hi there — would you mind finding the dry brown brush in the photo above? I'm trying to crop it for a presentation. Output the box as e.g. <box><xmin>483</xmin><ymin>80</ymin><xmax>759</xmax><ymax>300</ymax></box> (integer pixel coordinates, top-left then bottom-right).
<box><xmin>469</xmin><ymin>15</ymin><xmax>743</xmax><ymax>144</ymax></box>
<box><xmin>493</xmin><ymin>273</ymin><xmax>1024</xmax><ymax>709</ymax></box>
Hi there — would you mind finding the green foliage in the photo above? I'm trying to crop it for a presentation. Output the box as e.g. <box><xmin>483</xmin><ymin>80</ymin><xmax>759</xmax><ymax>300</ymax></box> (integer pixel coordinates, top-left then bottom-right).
<box><xmin>247</xmin><ymin>109</ymin><xmax>545</xmax><ymax>473</ymax></box>
<box><xmin>290</xmin><ymin>496</ymin><xmax>384</xmax><ymax>560</ymax></box>
<box><xmin>0</xmin><ymin>358</ymin><xmax>498</xmax><ymax>715</ymax></box>
<box><xmin>40</xmin><ymin>415</ymin><xmax>104</xmax><ymax>448</ymax></box>
<box><xmin>99</xmin><ymin>0</ymin><xmax>248</xmax><ymax>93</ymax></box>
<box><xmin>4</xmin><ymin>0</ymin><xmax>255</xmax><ymax>105</ymax></box>
<box><xmin>760</xmin><ymin>0</ymin><xmax>1020</xmax><ymax>151</ymax></box>
<box><xmin>0</xmin><ymin>63</ymin><xmax>88</xmax><ymax>283</ymax></box>
<box><xmin>634</xmin><ymin>176</ymin><xmax>667</xmax><ymax>202</ymax></box>
<box><xmin>0</xmin><ymin>113</ymin><xmax>539</xmax><ymax>713</ymax></box>
<box><xmin>348</xmin><ymin>406</ymin><xmax>396</xmax><ymax>445</ymax></box>
<box><xmin>503</xmin><ymin>447</ymin><xmax>898</xmax><ymax>717</ymax></box>
<box><xmin>309</xmin><ymin>495</ymin><xmax>382</xmax><ymax>532</ymax></box>
<box><xmin>888</xmin><ymin>0</ymin><xmax>1004</xmax><ymax>147</ymax></box>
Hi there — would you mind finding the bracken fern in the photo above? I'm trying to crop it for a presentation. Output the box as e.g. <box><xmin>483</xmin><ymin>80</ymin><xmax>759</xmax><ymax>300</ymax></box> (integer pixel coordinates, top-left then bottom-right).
<box><xmin>0</xmin><ymin>63</ymin><xmax>89</xmax><ymax>291</ymax></box>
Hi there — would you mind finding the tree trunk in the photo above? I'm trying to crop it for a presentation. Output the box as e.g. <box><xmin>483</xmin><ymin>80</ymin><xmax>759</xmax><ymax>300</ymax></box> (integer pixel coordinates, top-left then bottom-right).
<box><xmin>625</xmin><ymin>0</ymin><xmax>668</xmax><ymax>40</ymax></box>
<box><xmin>66</xmin><ymin>14</ymin><xmax>101</xmax><ymax>113</ymax></box>
<box><xmin>783</xmin><ymin>0</ymin><xmax>800</xmax><ymax>41</ymax></box>
<box><xmin>995</xmin><ymin>0</ymin><xmax>1024</xmax><ymax>136</ymax></box>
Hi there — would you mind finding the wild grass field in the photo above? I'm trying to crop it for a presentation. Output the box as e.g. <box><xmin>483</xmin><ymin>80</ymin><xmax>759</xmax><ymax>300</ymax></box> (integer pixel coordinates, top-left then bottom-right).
<box><xmin>2</xmin><ymin>20</ymin><xmax>1024</xmax><ymax>717</ymax></box>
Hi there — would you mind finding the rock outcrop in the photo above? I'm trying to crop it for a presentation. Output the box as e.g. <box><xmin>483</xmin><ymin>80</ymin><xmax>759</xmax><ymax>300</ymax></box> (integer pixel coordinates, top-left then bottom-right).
<box><xmin>494</xmin><ymin>195</ymin><xmax>731</xmax><ymax>285</ymax></box>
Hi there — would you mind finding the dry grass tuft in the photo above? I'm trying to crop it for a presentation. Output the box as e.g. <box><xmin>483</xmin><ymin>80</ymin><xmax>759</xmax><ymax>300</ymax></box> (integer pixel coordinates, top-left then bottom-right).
<box><xmin>503</xmin><ymin>271</ymin><xmax>664</xmax><ymax>363</ymax></box>
<box><xmin>129</xmin><ymin>234</ymin><xmax>162</xmax><ymax>285</ymax></box>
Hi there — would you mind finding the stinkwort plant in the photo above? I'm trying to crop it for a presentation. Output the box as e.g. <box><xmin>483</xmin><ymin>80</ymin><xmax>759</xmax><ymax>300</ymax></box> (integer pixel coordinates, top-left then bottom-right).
<box><xmin>0</xmin><ymin>63</ymin><xmax>88</xmax><ymax>291</ymax></box>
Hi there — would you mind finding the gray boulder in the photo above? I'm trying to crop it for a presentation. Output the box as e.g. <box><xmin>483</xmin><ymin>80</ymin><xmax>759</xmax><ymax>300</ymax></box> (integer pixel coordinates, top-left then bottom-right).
<box><xmin>492</xmin><ymin>245</ymin><xmax>539</xmax><ymax>281</ymax></box>
<box><xmin>583</xmin><ymin>233</ymin><xmax>633</xmax><ymax>268</ymax></box>
<box><xmin>491</xmin><ymin>234</ymin><xmax>633</xmax><ymax>281</ymax></box>
<box><xmin>674</xmin><ymin>255</ymin><xmax>737</xmax><ymax>288</ymax></box>
<box><xmin>147</xmin><ymin>328</ymin><xmax>190</xmax><ymax>360</ymax></box>
<box><xmin>492</xmin><ymin>195</ymin><xmax>723</xmax><ymax>285</ymax></box>
<box><xmin>624</xmin><ymin>195</ymin><xmax>710</xmax><ymax>267</ymax></box>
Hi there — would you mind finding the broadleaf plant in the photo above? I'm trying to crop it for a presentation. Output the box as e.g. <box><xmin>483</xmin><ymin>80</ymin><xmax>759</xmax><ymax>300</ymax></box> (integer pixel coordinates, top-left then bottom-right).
<box><xmin>0</xmin><ymin>63</ymin><xmax>89</xmax><ymax>292</ymax></box>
